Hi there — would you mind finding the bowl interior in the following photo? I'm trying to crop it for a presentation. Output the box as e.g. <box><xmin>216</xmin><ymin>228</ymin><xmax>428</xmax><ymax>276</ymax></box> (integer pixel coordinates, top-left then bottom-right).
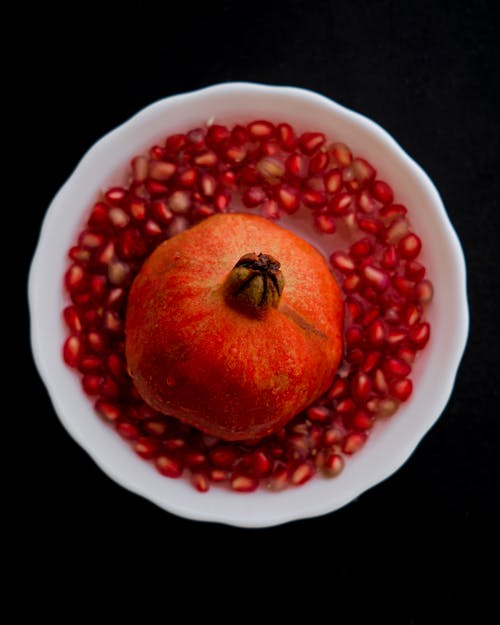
<box><xmin>29</xmin><ymin>83</ymin><xmax>468</xmax><ymax>527</ymax></box>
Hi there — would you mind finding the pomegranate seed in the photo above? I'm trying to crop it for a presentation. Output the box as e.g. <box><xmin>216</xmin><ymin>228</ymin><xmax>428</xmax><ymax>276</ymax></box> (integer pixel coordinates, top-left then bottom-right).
<box><xmin>194</xmin><ymin>150</ymin><xmax>218</xmax><ymax>167</ymax></box>
<box><xmin>100</xmin><ymin>376</ymin><xmax>121</xmax><ymax>399</ymax></box>
<box><xmin>177</xmin><ymin>168</ymin><xmax>197</xmax><ymax>187</ymax></box>
<box><xmin>87</xmin><ymin>331</ymin><xmax>106</xmax><ymax>354</ymax></box>
<box><xmin>79</xmin><ymin>230</ymin><xmax>104</xmax><ymax>249</ymax></box>
<box><xmin>276</xmin><ymin>184</ymin><xmax>300</xmax><ymax>213</ymax></box>
<box><xmin>103</xmin><ymin>310</ymin><xmax>123</xmax><ymax>334</ymax></box>
<box><xmin>68</xmin><ymin>246</ymin><xmax>91</xmax><ymax>263</ymax></box>
<box><xmin>260</xmin><ymin>199</ymin><xmax>281</xmax><ymax>220</ymax></box>
<box><xmin>168</xmin><ymin>190</ymin><xmax>191</xmax><ymax>214</ymax></box>
<box><xmin>209</xmin><ymin>446</ymin><xmax>238</xmax><ymax>469</ymax></box>
<box><xmin>386</xmin><ymin>218</ymin><xmax>410</xmax><ymax>244</ymax></box>
<box><xmin>324</xmin><ymin>169</ymin><xmax>343</xmax><ymax>194</ymax></box>
<box><xmin>191</xmin><ymin>472</ymin><xmax>210</xmax><ymax>493</ymax></box>
<box><xmin>345</xmin><ymin>326</ymin><xmax>363</xmax><ymax>348</ymax></box>
<box><xmin>144</xmin><ymin>219</ymin><xmax>162</xmax><ymax>236</ymax></box>
<box><xmin>241</xmin><ymin>187</ymin><xmax>267</xmax><ymax>208</ymax></box>
<box><xmin>405</xmin><ymin>260</ymin><xmax>426</xmax><ymax>282</ymax></box>
<box><xmin>106</xmin><ymin>287</ymin><xmax>125</xmax><ymax>309</ymax></box>
<box><xmin>291</xmin><ymin>462</ymin><xmax>315</xmax><ymax>485</ymax></box>
<box><xmin>148</xmin><ymin>160</ymin><xmax>176</xmax><ymax>181</ymax></box>
<box><xmin>403</xmin><ymin>304</ymin><xmax>422</xmax><ymax>327</ymax></box>
<box><xmin>63</xmin><ymin>306</ymin><xmax>83</xmax><ymax>333</ymax></box>
<box><xmin>380</xmin><ymin>203</ymin><xmax>408</xmax><ymax>221</ymax></box>
<box><xmin>381</xmin><ymin>245</ymin><xmax>398</xmax><ymax>269</ymax></box>
<box><xmin>390</xmin><ymin>378</ymin><xmax>413</xmax><ymax>401</ymax></box>
<box><xmin>199</xmin><ymin>174</ymin><xmax>217</xmax><ymax>198</ymax></box>
<box><xmin>150</xmin><ymin>145</ymin><xmax>167</xmax><ymax>160</ymax></box>
<box><xmin>378</xmin><ymin>398</ymin><xmax>399</xmax><ymax>417</ymax></box>
<box><xmin>299</xmin><ymin>132</ymin><xmax>325</xmax><ymax>155</ymax></box>
<box><xmin>285</xmin><ymin>153</ymin><xmax>308</xmax><ymax>178</ymax></box>
<box><xmin>343</xmin><ymin>273</ymin><xmax>362</xmax><ymax>293</ymax></box>
<box><xmin>239</xmin><ymin>165</ymin><xmax>260</xmax><ymax>185</ymax></box>
<box><xmin>276</xmin><ymin>123</ymin><xmax>296</xmax><ymax>150</ymax></box>
<box><xmin>351</xmin><ymin>372</ymin><xmax>372</xmax><ymax>403</ymax></box>
<box><xmin>415</xmin><ymin>279</ymin><xmax>434</xmax><ymax>304</ymax></box>
<box><xmin>328</xmin><ymin>378</ymin><xmax>349</xmax><ymax>400</ymax></box>
<box><xmin>330</xmin><ymin>142</ymin><xmax>353</xmax><ymax>166</ymax></box>
<box><xmin>362</xmin><ymin>265</ymin><xmax>390</xmax><ymax>291</ymax></box>
<box><xmin>131</xmin><ymin>155</ymin><xmax>149</xmax><ymax>182</ymax></box>
<box><xmin>393</xmin><ymin>276</ymin><xmax>415</xmax><ymax>298</ymax></box>
<box><xmin>247</xmin><ymin>120</ymin><xmax>275</xmax><ymax>139</ymax></box>
<box><xmin>357</xmin><ymin>216</ymin><xmax>382</xmax><ymax>236</ymax></box>
<box><xmin>309</xmin><ymin>151</ymin><xmax>329</xmax><ymax>175</ymax></box>
<box><xmin>408</xmin><ymin>322</ymin><xmax>431</xmax><ymax>349</ymax></box>
<box><xmin>323</xmin><ymin>453</ymin><xmax>344</xmax><ymax>477</ymax></box>
<box><xmin>323</xmin><ymin>426</ymin><xmax>343</xmax><ymax>446</ymax></box>
<box><xmin>373</xmin><ymin>369</ymin><xmax>389</xmax><ymax>396</ymax></box>
<box><xmin>351</xmin><ymin>410</ymin><xmax>374</xmax><ymax>430</ymax></box>
<box><xmin>210</xmin><ymin>469</ymin><xmax>229</xmax><ymax>483</ymax></box>
<box><xmin>231</xmin><ymin>475</ymin><xmax>259</xmax><ymax>492</ymax></box>
<box><xmin>260</xmin><ymin>139</ymin><xmax>280</xmax><ymax>157</ymax></box>
<box><xmin>134</xmin><ymin>437</ymin><xmax>160</xmax><ymax>459</ymax></box>
<box><xmin>398</xmin><ymin>233</ymin><xmax>422</xmax><ymax>259</ymax></box>
<box><xmin>156</xmin><ymin>455</ymin><xmax>183</xmax><ymax>478</ymax></box>
<box><xmin>183</xmin><ymin>451</ymin><xmax>206</xmax><ymax>467</ymax></box>
<box><xmin>307</xmin><ymin>405</ymin><xmax>332</xmax><ymax>423</ymax></box>
<box><xmin>107</xmin><ymin>209</ymin><xmax>130</xmax><ymax>233</ymax></box>
<box><xmin>82</xmin><ymin>373</ymin><xmax>101</xmax><ymax>395</ymax></box>
<box><xmin>88</xmin><ymin>202</ymin><xmax>109</xmax><ymax>228</ymax></box>
<box><xmin>383</xmin><ymin>357</ymin><xmax>411</xmax><ymax>379</ymax></box>
<box><xmin>89</xmin><ymin>275</ymin><xmax>106</xmax><ymax>300</ymax></box>
<box><xmin>352</xmin><ymin>158</ymin><xmax>376</xmax><ymax>184</ymax></box>
<box><xmin>249</xmin><ymin>450</ymin><xmax>272</xmax><ymax>477</ymax></box>
<box><xmin>336</xmin><ymin>398</ymin><xmax>357</xmax><ymax>415</ymax></box>
<box><xmin>78</xmin><ymin>355</ymin><xmax>102</xmax><ymax>373</ymax></box>
<box><xmin>396</xmin><ymin>345</ymin><xmax>416</xmax><ymax>364</ymax></box>
<box><xmin>360</xmin><ymin>350</ymin><xmax>381</xmax><ymax>373</ymax></box>
<box><xmin>225</xmin><ymin>144</ymin><xmax>247</xmax><ymax>164</ymax></box>
<box><xmin>95</xmin><ymin>399</ymin><xmax>121</xmax><ymax>422</ymax></box>
<box><xmin>387</xmin><ymin>327</ymin><xmax>407</xmax><ymax>345</ymax></box>
<box><xmin>206</xmin><ymin>124</ymin><xmax>229</xmax><ymax>148</ymax></box>
<box><xmin>108</xmin><ymin>260</ymin><xmax>130</xmax><ymax>286</ymax></box>
<box><xmin>372</xmin><ymin>180</ymin><xmax>394</xmax><ymax>204</ymax></box>
<box><xmin>350</xmin><ymin>238</ymin><xmax>373</xmax><ymax>258</ymax></box>
<box><xmin>214</xmin><ymin>191</ymin><xmax>230</xmax><ymax>212</ymax></box>
<box><xmin>330</xmin><ymin>251</ymin><xmax>356</xmax><ymax>273</ymax></box>
<box><xmin>116</xmin><ymin>420</ymin><xmax>140</xmax><ymax>440</ymax></box>
<box><xmin>257</xmin><ymin>157</ymin><xmax>285</xmax><ymax>181</ymax></box>
<box><xmin>65</xmin><ymin>264</ymin><xmax>86</xmax><ymax>292</ymax></box>
<box><xmin>107</xmin><ymin>353</ymin><xmax>126</xmax><ymax>379</ymax></box>
<box><xmin>302</xmin><ymin>190</ymin><xmax>326</xmax><ymax>208</ymax></box>
<box><xmin>315</xmin><ymin>213</ymin><xmax>337</xmax><ymax>234</ymax></box>
<box><xmin>165</xmin><ymin>133</ymin><xmax>187</xmax><ymax>156</ymax></box>
<box><xmin>63</xmin><ymin>336</ymin><xmax>82</xmax><ymax>367</ymax></box>
<box><xmin>268</xmin><ymin>466</ymin><xmax>289</xmax><ymax>490</ymax></box>
<box><xmin>186</xmin><ymin>127</ymin><xmax>206</xmax><ymax>152</ymax></box>
<box><xmin>105</xmin><ymin>187</ymin><xmax>127</xmax><ymax>206</ymax></box>
<box><xmin>328</xmin><ymin>192</ymin><xmax>353</xmax><ymax>216</ymax></box>
<box><xmin>345</xmin><ymin>297</ymin><xmax>363</xmax><ymax>321</ymax></box>
<box><xmin>357</xmin><ymin>189</ymin><xmax>378</xmax><ymax>213</ymax></box>
<box><xmin>343</xmin><ymin>432</ymin><xmax>367</xmax><ymax>454</ymax></box>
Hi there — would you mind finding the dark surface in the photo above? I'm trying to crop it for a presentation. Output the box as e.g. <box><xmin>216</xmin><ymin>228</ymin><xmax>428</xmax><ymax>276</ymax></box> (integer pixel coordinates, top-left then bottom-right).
<box><xmin>20</xmin><ymin>0</ymin><xmax>498</xmax><ymax>617</ymax></box>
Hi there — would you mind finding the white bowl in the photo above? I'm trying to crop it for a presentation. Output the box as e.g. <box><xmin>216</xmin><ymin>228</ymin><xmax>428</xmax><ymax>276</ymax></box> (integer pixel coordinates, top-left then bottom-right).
<box><xmin>29</xmin><ymin>82</ymin><xmax>468</xmax><ymax>527</ymax></box>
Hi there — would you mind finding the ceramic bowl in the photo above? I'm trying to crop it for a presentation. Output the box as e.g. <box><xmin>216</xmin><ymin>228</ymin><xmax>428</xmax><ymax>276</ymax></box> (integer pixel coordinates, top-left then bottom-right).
<box><xmin>29</xmin><ymin>82</ymin><xmax>468</xmax><ymax>527</ymax></box>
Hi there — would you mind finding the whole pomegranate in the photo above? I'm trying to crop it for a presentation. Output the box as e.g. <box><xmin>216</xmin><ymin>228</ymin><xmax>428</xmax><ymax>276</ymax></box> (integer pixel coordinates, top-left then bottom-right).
<box><xmin>125</xmin><ymin>213</ymin><xmax>343</xmax><ymax>440</ymax></box>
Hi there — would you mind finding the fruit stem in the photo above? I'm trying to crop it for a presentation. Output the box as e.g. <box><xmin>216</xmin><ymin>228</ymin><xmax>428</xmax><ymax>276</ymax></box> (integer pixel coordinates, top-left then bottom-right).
<box><xmin>225</xmin><ymin>253</ymin><xmax>285</xmax><ymax>315</ymax></box>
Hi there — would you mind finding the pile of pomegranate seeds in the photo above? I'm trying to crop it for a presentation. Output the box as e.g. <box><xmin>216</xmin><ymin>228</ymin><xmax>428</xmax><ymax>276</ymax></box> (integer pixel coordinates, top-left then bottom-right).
<box><xmin>62</xmin><ymin>120</ymin><xmax>433</xmax><ymax>493</ymax></box>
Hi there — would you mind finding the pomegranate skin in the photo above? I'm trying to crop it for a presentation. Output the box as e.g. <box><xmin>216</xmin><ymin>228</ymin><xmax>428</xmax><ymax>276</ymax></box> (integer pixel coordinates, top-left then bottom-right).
<box><xmin>125</xmin><ymin>213</ymin><xmax>343</xmax><ymax>441</ymax></box>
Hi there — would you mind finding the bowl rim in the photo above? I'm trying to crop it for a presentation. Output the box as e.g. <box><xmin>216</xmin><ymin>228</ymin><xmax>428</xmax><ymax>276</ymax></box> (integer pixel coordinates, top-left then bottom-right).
<box><xmin>28</xmin><ymin>81</ymin><xmax>469</xmax><ymax>527</ymax></box>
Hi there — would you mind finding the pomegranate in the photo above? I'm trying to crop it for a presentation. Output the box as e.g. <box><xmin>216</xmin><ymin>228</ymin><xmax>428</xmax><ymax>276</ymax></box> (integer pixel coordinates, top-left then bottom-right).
<box><xmin>61</xmin><ymin>118</ymin><xmax>434</xmax><ymax>492</ymax></box>
<box><xmin>125</xmin><ymin>213</ymin><xmax>344</xmax><ymax>440</ymax></box>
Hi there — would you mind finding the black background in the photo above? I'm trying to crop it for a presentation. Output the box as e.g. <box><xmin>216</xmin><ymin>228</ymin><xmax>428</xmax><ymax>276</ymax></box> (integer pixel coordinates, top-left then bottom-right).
<box><xmin>19</xmin><ymin>0</ymin><xmax>498</xmax><ymax>619</ymax></box>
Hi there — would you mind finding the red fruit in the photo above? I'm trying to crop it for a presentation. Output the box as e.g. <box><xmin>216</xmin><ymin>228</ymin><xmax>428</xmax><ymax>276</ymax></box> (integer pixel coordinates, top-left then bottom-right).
<box><xmin>408</xmin><ymin>322</ymin><xmax>431</xmax><ymax>349</ymax></box>
<box><xmin>323</xmin><ymin>453</ymin><xmax>344</xmax><ymax>477</ymax></box>
<box><xmin>276</xmin><ymin>184</ymin><xmax>300</xmax><ymax>213</ymax></box>
<box><xmin>231</xmin><ymin>475</ymin><xmax>259</xmax><ymax>492</ymax></box>
<box><xmin>276</xmin><ymin>123</ymin><xmax>296</xmax><ymax>150</ymax></box>
<box><xmin>156</xmin><ymin>455</ymin><xmax>183</xmax><ymax>478</ymax></box>
<box><xmin>324</xmin><ymin>169</ymin><xmax>342</xmax><ymax>194</ymax></box>
<box><xmin>343</xmin><ymin>432</ymin><xmax>367</xmax><ymax>454</ymax></box>
<box><xmin>330</xmin><ymin>142</ymin><xmax>353</xmax><ymax>167</ymax></box>
<box><xmin>95</xmin><ymin>399</ymin><xmax>122</xmax><ymax>422</ymax></box>
<box><xmin>285</xmin><ymin>153</ymin><xmax>307</xmax><ymax>178</ymax></box>
<box><xmin>330</xmin><ymin>251</ymin><xmax>356</xmax><ymax>273</ymax></box>
<box><xmin>299</xmin><ymin>132</ymin><xmax>325</xmax><ymax>155</ymax></box>
<box><xmin>134</xmin><ymin>437</ymin><xmax>160</xmax><ymax>459</ymax></box>
<box><xmin>290</xmin><ymin>462</ymin><xmax>315</xmax><ymax>485</ymax></box>
<box><xmin>242</xmin><ymin>186</ymin><xmax>267</xmax><ymax>208</ymax></box>
<box><xmin>247</xmin><ymin>120</ymin><xmax>275</xmax><ymax>139</ymax></box>
<box><xmin>372</xmin><ymin>180</ymin><xmax>394</xmax><ymax>204</ymax></box>
<box><xmin>309</xmin><ymin>151</ymin><xmax>329</xmax><ymax>175</ymax></box>
<box><xmin>63</xmin><ymin>336</ymin><xmax>82</xmax><ymax>367</ymax></box>
<box><xmin>390</xmin><ymin>378</ymin><xmax>413</xmax><ymax>401</ymax></box>
<box><xmin>314</xmin><ymin>214</ymin><xmax>336</xmax><ymax>234</ymax></box>
<box><xmin>398</xmin><ymin>233</ymin><xmax>422</xmax><ymax>259</ymax></box>
<box><xmin>328</xmin><ymin>192</ymin><xmax>352</xmax><ymax>216</ymax></box>
<box><xmin>126</xmin><ymin>213</ymin><xmax>343</xmax><ymax>441</ymax></box>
